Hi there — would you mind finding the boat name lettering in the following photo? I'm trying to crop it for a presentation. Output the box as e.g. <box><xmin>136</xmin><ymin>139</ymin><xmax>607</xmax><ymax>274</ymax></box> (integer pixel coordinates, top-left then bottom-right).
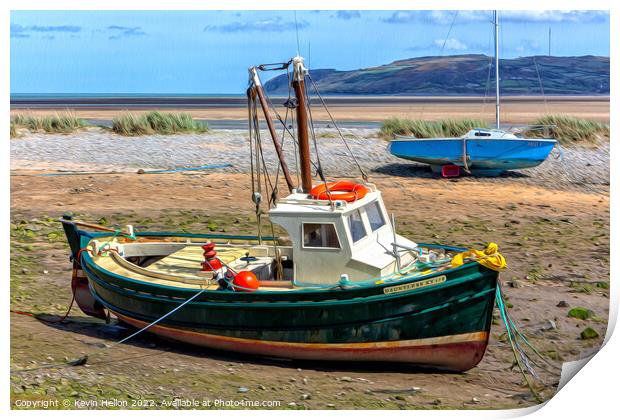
<box><xmin>383</xmin><ymin>276</ymin><xmax>447</xmax><ymax>294</ymax></box>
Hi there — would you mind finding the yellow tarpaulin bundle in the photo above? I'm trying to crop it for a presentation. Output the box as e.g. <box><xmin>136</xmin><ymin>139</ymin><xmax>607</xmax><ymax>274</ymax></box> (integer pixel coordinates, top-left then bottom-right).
<box><xmin>450</xmin><ymin>242</ymin><xmax>507</xmax><ymax>272</ymax></box>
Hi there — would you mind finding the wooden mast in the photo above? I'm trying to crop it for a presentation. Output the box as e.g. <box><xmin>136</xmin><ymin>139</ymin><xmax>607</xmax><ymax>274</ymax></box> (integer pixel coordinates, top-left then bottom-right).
<box><xmin>248</xmin><ymin>66</ymin><xmax>295</xmax><ymax>193</ymax></box>
<box><xmin>291</xmin><ymin>56</ymin><xmax>313</xmax><ymax>193</ymax></box>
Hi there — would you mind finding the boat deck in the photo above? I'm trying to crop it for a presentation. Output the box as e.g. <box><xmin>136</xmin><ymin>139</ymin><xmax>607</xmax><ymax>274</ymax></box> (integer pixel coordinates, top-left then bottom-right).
<box><xmin>148</xmin><ymin>245</ymin><xmax>248</xmax><ymax>275</ymax></box>
<box><xmin>91</xmin><ymin>242</ymin><xmax>295</xmax><ymax>291</ymax></box>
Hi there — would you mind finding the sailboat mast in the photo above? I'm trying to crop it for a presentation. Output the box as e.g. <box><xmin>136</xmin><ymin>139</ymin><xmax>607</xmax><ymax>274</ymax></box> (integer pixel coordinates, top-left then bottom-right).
<box><xmin>494</xmin><ymin>10</ymin><xmax>500</xmax><ymax>129</ymax></box>
<box><xmin>291</xmin><ymin>56</ymin><xmax>313</xmax><ymax>193</ymax></box>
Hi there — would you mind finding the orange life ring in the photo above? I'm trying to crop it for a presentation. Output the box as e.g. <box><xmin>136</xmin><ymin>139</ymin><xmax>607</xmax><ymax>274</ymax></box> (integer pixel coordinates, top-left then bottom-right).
<box><xmin>310</xmin><ymin>181</ymin><xmax>369</xmax><ymax>203</ymax></box>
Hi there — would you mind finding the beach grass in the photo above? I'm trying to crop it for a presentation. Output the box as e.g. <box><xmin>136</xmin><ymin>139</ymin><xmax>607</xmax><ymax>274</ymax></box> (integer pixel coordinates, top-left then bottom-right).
<box><xmin>11</xmin><ymin>112</ymin><xmax>88</xmax><ymax>134</ymax></box>
<box><xmin>381</xmin><ymin>115</ymin><xmax>609</xmax><ymax>145</ymax></box>
<box><xmin>524</xmin><ymin>115</ymin><xmax>609</xmax><ymax>145</ymax></box>
<box><xmin>380</xmin><ymin>118</ymin><xmax>486</xmax><ymax>139</ymax></box>
<box><xmin>112</xmin><ymin>112</ymin><xmax>209</xmax><ymax>136</ymax></box>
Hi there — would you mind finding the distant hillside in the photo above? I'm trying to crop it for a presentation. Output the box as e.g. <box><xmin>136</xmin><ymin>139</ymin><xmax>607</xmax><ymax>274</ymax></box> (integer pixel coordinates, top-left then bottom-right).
<box><xmin>264</xmin><ymin>54</ymin><xmax>609</xmax><ymax>96</ymax></box>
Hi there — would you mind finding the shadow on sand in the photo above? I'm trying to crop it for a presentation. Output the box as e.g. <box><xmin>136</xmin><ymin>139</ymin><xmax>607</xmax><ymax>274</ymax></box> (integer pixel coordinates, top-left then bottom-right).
<box><xmin>372</xmin><ymin>163</ymin><xmax>529</xmax><ymax>180</ymax></box>
<box><xmin>32</xmin><ymin>314</ymin><xmax>464</xmax><ymax>375</ymax></box>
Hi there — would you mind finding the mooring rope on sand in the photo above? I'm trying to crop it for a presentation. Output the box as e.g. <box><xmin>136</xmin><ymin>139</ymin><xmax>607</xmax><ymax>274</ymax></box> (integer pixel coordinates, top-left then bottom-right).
<box><xmin>10</xmin><ymin>287</ymin><xmax>206</xmax><ymax>373</ymax></box>
<box><xmin>495</xmin><ymin>286</ymin><xmax>543</xmax><ymax>402</ymax></box>
<box><xmin>10</xmin><ymin>295</ymin><xmax>75</xmax><ymax>325</ymax></box>
<box><xmin>495</xmin><ymin>284</ymin><xmax>561</xmax><ymax>403</ymax></box>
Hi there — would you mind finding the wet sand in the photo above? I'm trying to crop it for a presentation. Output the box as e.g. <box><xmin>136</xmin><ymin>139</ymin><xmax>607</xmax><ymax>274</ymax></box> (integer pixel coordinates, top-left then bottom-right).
<box><xmin>10</xmin><ymin>96</ymin><xmax>610</xmax><ymax>124</ymax></box>
<box><xmin>10</xmin><ymin>169</ymin><xmax>609</xmax><ymax>409</ymax></box>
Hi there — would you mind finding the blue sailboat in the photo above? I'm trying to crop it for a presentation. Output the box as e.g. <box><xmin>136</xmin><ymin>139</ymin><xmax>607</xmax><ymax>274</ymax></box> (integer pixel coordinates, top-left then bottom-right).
<box><xmin>387</xmin><ymin>12</ymin><xmax>557</xmax><ymax>176</ymax></box>
<box><xmin>388</xmin><ymin>129</ymin><xmax>557</xmax><ymax>176</ymax></box>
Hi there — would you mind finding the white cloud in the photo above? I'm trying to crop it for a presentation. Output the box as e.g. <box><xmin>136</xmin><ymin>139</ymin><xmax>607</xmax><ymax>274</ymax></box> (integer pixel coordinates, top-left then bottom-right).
<box><xmin>430</xmin><ymin>11</ymin><xmax>487</xmax><ymax>25</ymax></box>
<box><xmin>384</xmin><ymin>10</ymin><xmax>608</xmax><ymax>25</ymax></box>
<box><xmin>434</xmin><ymin>38</ymin><xmax>468</xmax><ymax>51</ymax></box>
<box><xmin>205</xmin><ymin>16</ymin><xmax>309</xmax><ymax>33</ymax></box>
<box><xmin>384</xmin><ymin>10</ymin><xmax>487</xmax><ymax>24</ymax></box>
<box><xmin>502</xmin><ymin>10</ymin><xmax>608</xmax><ymax>23</ymax></box>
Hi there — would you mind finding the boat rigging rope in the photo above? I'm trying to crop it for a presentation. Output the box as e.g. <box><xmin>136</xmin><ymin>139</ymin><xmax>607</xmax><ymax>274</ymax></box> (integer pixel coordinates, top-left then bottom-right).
<box><xmin>438</xmin><ymin>11</ymin><xmax>460</xmax><ymax>55</ymax></box>
<box><xmin>480</xmin><ymin>48</ymin><xmax>493</xmax><ymax>120</ymax></box>
<box><xmin>249</xmin><ymin>89</ymin><xmax>277</xmax><ymax>206</ymax></box>
<box><xmin>418</xmin><ymin>10</ymin><xmax>459</xmax><ymax>120</ymax></box>
<box><xmin>306</xmin><ymin>73</ymin><xmax>369</xmax><ymax>182</ymax></box>
<box><xmin>248</xmin><ymin>89</ymin><xmax>256</xmax><ymax>201</ymax></box>
<box><xmin>254</xmin><ymin>62</ymin><xmax>321</xmax><ymax>195</ymax></box>
<box><xmin>532</xmin><ymin>56</ymin><xmax>549</xmax><ymax>115</ymax></box>
<box><xmin>303</xmin><ymin>77</ymin><xmax>334</xmax><ymax>204</ymax></box>
<box><xmin>264</xmin><ymin>65</ymin><xmax>299</xmax><ymax>195</ymax></box>
<box><xmin>265</xmin><ymin>92</ymin><xmax>321</xmax><ymax>178</ymax></box>
<box><xmin>250</xmin><ymin>95</ymin><xmax>265</xmax><ymax>241</ymax></box>
<box><xmin>255</xmin><ymin>117</ymin><xmax>277</xmax><ymax>207</ymax></box>
<box><xmin>247</xmin><ymin>86</ymin><xmax>284</xmax><ymax>270</ymax></box>
<box><xmin>11</xmin><ymin>287</ymin><xmax>207</xmax><ymax>373</ymax></box>
<box><xmin>272</xmin><ymin>69</ymin><xmax>293</xmax><ymax>190</ymax></box>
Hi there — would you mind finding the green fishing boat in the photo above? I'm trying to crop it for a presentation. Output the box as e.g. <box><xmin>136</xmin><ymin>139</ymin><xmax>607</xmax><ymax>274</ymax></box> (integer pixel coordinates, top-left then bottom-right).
<box><xmin>61</xmin><ymin>56</ymin><xmax>506</xmax><ymax>371</ymax></box>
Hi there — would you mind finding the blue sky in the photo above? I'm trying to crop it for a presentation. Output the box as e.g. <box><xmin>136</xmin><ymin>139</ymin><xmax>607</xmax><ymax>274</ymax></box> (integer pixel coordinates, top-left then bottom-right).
<box><xmin>10</xmin><ymin>10</ymin><xmax>610</xmax><ymax>94</ymax></box>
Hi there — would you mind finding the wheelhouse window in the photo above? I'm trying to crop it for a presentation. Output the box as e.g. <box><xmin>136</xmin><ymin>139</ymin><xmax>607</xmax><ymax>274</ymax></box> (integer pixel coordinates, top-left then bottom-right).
<box><xmin>348</xmin><ymin>209</ymin><xmax>367</xmax><ymax>243</ymax></box>
<box><xmin>303</xmin><ymin>223</ymin><xmax>341</xmax><ymax>249</ymax></box>
<box><xmin>366</xmin><ymin>201</ymin><xmax>386</xmax><ymax>232</ymax></box>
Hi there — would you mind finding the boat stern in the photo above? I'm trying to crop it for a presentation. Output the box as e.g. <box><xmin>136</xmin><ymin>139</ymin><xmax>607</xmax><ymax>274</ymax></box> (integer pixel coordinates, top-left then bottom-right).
<box><xmin>60</xmin><ymin>214</ymin><xmax>108</xmax><ymax>320</ymax></box>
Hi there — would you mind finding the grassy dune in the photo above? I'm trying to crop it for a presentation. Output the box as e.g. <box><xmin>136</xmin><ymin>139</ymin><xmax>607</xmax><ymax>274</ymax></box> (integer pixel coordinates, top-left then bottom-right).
<box><xmin>380</xmin><ymin>118</ymin><xmax>486</xmax><ymax>139</ymax></box>
<box><xmin>11</xmin><ymin>112</ymin><xmax>88</xmax><ymax>135</ymax></box>
<box><xmin>10</xmin><ymin>111</ymin><xmax>208</xmax><ymax>137</ymax></box>
<box><xmin>381</xmin><ymin>115</ymin><xmax>609</xmax><ymax>145</ymax></box>
<box><xmin>112</xmin><ymin>112</ymin><xmax>208</xmax><ymax>136</ymax></box>
<box><xmin>525</xmin><ymin>115</ymin><xmax>610</xmax><ymax>145</ymax></box>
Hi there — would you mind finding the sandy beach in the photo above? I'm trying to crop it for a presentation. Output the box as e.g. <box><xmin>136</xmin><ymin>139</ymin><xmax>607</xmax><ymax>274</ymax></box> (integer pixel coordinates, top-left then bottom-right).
<box><xmin>10</xmin><ymin>121</ymin><xmax>610</xmax><ymax>409</ymax></box>
<box><xmin>10</xmin><ymin>96</ymin><xmax>611</xmax><ymax>124</ymax></box>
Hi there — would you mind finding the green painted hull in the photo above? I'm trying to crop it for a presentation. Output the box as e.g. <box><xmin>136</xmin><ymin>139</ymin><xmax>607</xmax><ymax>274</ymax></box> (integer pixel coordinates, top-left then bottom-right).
<box><xmin>64</xmin><ymin>227</ymin><xmax>498</xmax><ymax>371</ymax></box>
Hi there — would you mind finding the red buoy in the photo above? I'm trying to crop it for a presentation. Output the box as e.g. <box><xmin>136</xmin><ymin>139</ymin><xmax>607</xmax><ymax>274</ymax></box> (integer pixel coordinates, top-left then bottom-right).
<box><xmin>232</xmin><ymin>271</ymin><xmax>259</xmax><ymax>292</ymax></box>
<box><xmin>201</xmin><ymin>243</ymin><xmax>222</xmax><ymax>271</ymax></box>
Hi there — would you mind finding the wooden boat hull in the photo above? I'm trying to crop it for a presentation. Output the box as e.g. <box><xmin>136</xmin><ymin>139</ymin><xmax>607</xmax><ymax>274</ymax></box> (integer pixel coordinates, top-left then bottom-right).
<box><xmin>116</xmin><ymin>312</ymin><xmax>489</xmax><ymax>371</ymax></box>
<box><xmin>64</xmin><ymin>227</ymin><xmax>498</xmax><ymax>371</ymax></box>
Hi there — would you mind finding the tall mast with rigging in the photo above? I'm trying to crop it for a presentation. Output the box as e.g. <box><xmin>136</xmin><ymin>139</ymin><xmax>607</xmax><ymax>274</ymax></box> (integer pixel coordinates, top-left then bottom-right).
<box><xmin>248</xmin><ymin>66</ymin><xmax>295</xmax><ymax>193</ymax></box>
<box><xmin>291</xmin><ymin>56</ymin><xmax>313</xmax><ymax>193</ymax></box>
<box><xmin>494</xmin><ymin>10</ymin><xmax>500</xmax><ymax>129</ymax></box>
